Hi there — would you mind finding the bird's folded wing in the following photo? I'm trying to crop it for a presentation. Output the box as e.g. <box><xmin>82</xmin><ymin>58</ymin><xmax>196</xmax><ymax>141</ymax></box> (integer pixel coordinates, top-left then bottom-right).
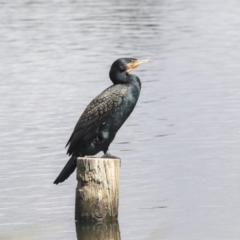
<box><xmin>66</xmin><ymin>86</ymin><xmax>127</xmax><ymax>154</ymax></box>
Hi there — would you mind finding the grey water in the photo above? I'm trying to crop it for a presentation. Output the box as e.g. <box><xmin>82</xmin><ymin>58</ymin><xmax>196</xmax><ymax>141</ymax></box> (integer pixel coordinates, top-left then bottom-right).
<box><xmin>1</xmin><ymin>0</ymin><xmax>240</xmax><ymax>239</ymax></box>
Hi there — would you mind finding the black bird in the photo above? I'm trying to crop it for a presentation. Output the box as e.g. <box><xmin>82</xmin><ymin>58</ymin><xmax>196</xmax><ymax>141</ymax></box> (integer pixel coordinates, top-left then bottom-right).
<box><xmin>54</xmin><ymin>58</ymin><xmax>151</xmax><ymax>184</ymax></box>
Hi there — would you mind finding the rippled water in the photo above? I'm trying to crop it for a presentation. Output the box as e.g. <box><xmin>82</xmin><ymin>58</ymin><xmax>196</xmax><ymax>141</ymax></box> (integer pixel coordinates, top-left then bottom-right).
<box><xmin>1</xmin><ymin>0</ymin><xmax>240</xmax><ymax>239</ymax></box>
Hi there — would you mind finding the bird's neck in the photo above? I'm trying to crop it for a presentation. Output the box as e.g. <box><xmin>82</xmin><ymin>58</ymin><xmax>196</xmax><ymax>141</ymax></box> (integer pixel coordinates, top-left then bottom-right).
<box><xmin>110</xmin><ymin>71</ymin><xmax>128</xmax><ymax>84</ymax></box>
<box><xmin>110</xmin><ymin>71</ymin><xmax>141</xmax><ymax>89</ymax></box>
<box><xmin>129</xmin><ymin>73</ymin><xmax>141</xmax><ymax>89</ymax></box>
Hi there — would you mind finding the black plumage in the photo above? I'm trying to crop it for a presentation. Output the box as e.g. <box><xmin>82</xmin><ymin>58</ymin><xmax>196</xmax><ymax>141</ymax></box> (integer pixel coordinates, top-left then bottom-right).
<box><xmin>54</xmin><ymin>57</ymin><xmax>151</xmax><ymax>184</ymax></box>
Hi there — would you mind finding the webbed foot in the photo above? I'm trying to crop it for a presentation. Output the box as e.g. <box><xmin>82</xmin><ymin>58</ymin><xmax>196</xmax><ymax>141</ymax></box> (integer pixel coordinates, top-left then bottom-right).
<box><xmin>101</xmin><ymin>151</ymin><xmax>121</xmax><ymax>166</ymax></box>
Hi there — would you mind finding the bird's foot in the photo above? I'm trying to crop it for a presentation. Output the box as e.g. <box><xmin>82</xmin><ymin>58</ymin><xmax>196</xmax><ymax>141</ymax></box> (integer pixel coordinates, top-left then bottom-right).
<box><xmin>101</xmin><ymin>151</ymin><xmax>118</xmax><ymax>159</ymax></box>
<box><xmin>101</xmin><ymin>151</ymin><xmax>121</xmax><ymax>166</ymax></box>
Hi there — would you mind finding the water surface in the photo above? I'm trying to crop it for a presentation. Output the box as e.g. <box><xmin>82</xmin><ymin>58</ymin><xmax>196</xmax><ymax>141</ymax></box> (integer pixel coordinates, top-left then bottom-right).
<box><xmin>1</xmin><ymin>0</ymin><xmax>240</xmax><ymax>239</ymax></box>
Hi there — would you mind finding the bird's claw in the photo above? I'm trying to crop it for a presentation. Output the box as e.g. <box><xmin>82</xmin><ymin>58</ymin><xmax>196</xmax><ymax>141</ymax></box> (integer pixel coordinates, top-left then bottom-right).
<box><xmin>101</xmin><ymin>152</ymin><xmax>121</xmax><ymax>166</ymax></box>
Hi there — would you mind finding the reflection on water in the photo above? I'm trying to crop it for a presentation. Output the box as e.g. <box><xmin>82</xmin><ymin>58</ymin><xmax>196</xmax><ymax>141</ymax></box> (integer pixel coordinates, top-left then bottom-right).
<box><xmin>1</xmin><ymin>0</ymin><xmax>240</xmax><ymax>239</ymax></box>
<box><xmin>76</xmin><ymin>221</ymin><xmax>121</xmax><ymax>240</ymax></box>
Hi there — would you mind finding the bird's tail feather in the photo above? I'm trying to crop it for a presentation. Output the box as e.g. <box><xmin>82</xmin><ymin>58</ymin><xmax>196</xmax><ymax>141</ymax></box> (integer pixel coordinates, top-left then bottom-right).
<box><xmin>53</xmin><ymin>155</ymin><xmax>77</xmax><ymax>184</ymax></box>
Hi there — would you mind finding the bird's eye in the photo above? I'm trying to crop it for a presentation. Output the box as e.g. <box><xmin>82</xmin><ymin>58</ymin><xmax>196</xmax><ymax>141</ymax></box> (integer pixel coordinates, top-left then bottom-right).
<box><xmin>120</xmin><ymin>65</ymin><xmax>126</xmax><ymax>72</ymax></box>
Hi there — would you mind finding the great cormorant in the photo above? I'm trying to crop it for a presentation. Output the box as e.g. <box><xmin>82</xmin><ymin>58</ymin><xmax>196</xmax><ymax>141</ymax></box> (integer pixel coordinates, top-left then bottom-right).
<box><xmin>54</xmin><ymin>58</ymin><xmax>151</xmax><ymax>184</ymax></box>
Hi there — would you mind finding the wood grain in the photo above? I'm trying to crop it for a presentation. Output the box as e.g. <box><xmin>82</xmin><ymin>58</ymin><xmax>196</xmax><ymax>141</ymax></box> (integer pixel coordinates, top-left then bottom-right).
<box><xmin>75</xmin><ymin>157</ymin><xmax>120</xmax><ymax>223</ymax></box>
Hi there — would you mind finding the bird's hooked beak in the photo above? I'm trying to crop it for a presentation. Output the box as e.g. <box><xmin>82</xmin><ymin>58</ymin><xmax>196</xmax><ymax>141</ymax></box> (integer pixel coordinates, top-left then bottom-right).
<box><xmin>126</xmin><ymin>58</ymin><xmax>152</xmax><ymax>72</ymax></box>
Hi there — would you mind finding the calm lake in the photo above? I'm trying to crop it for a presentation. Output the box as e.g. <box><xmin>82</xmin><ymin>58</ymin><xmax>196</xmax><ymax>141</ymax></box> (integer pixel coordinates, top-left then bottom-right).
<box><xmin>1</xmin><ymin>0</ymin><xmax>240</xmax><ymax>239</ymax></box>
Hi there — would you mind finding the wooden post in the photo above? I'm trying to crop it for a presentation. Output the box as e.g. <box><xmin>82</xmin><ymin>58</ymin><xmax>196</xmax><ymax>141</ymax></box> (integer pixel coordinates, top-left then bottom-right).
<box><xmin>75</xmin><ymin>157</ymin><xmax>120</xmax><ymax>223</ymax></box>
<box><xmin>75</xmin><ymin>221</ymin><xmax>121</xmax><ymax>240</ymax></box>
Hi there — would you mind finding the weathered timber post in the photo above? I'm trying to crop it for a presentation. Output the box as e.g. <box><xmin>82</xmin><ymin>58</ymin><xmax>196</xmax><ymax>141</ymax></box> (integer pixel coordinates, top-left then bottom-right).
<box><xmin>75</xmin><ymin>221</ymin><xmax>121</xmax><ymax>240</ymax></box>
<box><xmin>75</xmin><ymin>157</ymin><xmax>120</xmax><ymax>223</ymax></box>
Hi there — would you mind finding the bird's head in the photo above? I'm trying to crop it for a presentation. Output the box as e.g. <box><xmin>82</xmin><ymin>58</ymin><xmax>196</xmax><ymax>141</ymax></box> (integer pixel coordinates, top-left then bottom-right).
<box><xmin>109</xmin><ymin>58</ymin><xmax>152</xmax><ymax>84</ymax></box>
